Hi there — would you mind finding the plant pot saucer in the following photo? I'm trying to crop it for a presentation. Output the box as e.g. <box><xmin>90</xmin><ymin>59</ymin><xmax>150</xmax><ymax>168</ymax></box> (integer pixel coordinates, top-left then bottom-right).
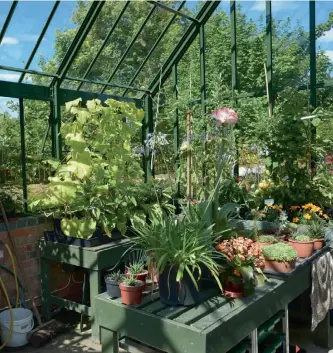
<box><xmin>223</xmin><ymin>290</ymin><xmax>244</xmax><ymax>298</ymax></box>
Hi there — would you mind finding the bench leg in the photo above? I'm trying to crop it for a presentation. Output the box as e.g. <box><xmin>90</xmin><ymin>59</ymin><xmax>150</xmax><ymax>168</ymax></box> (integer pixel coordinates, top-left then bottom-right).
<box><xmin>283</xmin><ymin>305</ymin><xmax>290</xmax><ymax>353</ymax></box>
<box><xmin>250</xmin><ymin>328</ymin><xmax>258</xmax><ymax>353</ymax></box>
<box><xmin>313</xmin><ymin>311</ymin><xmax>330</xmax><ymax>349</ymax></box>
<box><xmin>90</xmin><ymin>270</ymin><xmax>101</xmax><ymax>343</ymax></box>
<box><xmin>41</xmin><ymin>257</ymin><xmax>51</xmax><ymax>321</ymax></box>
<box><xmin>101</xmin><ymin>327</ymin><xmax>119</xmax><ymax>353</ymax></box>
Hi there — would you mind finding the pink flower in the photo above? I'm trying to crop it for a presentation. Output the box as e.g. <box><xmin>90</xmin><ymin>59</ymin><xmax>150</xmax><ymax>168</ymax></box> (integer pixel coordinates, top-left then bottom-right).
<box><xmin>211</xmin><ymin>107</ymin><xmax>238</xmax><ymax>126</ymax></box>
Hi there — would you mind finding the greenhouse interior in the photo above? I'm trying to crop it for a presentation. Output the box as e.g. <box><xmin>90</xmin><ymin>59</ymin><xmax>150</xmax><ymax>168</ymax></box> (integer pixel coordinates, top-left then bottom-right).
<box><xmin>1</xmin><ymin>0</ymin><xmax>333</xmax><ymax>352</ymax></box>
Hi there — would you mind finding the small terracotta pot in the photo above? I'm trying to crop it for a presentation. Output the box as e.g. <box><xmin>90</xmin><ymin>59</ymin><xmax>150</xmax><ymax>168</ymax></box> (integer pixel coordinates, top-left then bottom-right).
<box><xmin>119</xmin><ymin>280</ymin><xmax>145</xmax><ymax>305</ymax></box>
<box><xmin>223</xmin><ymin>279</ymin><xmax>244</xmax><ymax>298</ymax></box>
<box><xmin>265</xmin><ymin>259</ymin><xmax>296</xmax><ymax>273</ymax></box>
<box><xmin>288</xmin><ymin>239</ymin><xmax>314</xmax><ymax>258</ymax></box>
<box><xmin>313</xmin><ymin>239</ymin><xmax>324</xmax><ymax>250</ymax></box>
<box><xmin>125</xmin><ymin>270</ymin><xmax>149</xmax><ymax>283</ymax></box>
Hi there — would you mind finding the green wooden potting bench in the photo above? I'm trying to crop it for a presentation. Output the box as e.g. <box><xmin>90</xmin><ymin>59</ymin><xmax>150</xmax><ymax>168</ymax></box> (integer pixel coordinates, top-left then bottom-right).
<box><xmin>94</xmin><ymin>253</ymin><xmax>330</xmax><ymax>353</ymax></box>
<box><xmin>40</xmin><ymin>238</ymin><xmax>131</xmax><ymax>343</ymax></box>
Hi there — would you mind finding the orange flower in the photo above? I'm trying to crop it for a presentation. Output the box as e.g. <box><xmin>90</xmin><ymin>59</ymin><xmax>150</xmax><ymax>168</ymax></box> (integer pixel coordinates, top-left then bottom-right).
<box><xmin>234</xmin><ymin>269</ymin><xmax>241</xmax><ymax>277</ymax></box>
<box><xmin>323</xmin><ymin>214</ymin><xmax>329</xmax><ymax>220</ymax></box>
<box><xmin>290</xmin><ymin>206</ymin><xmax>299</xmax><ymax>211</ymax></box>
<box><xmin>292</xmin><ymin>217</ymin><xmax>299</xmax><ymax>223</ymax></box>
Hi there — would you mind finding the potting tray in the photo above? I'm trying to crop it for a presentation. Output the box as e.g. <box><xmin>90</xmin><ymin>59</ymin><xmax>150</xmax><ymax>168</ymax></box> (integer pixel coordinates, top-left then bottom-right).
<box><xmin>263</xmin><ymin>244</ymin><xmax>330</xmax><ymax>279</ymax></box>
<box><xmin>94</xmin><ymin>261</ymin><xmax>316</xmax><ymax>353</ymax></box>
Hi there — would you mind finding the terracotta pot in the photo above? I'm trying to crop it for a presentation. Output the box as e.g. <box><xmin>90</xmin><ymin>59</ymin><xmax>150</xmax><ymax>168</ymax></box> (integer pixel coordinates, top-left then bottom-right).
<box><xmin>223</xmin><ymin>279</ymin><xmax>244</xmax><ymax>298</ymax></box>
<box><xmin>313</xmin><ymin>239</ymin><xmax>324</xmax><ymax>250</ymax></box>
<box><xmin>288</xmin><ymin>239</ymin><xmax>314</xmax><ymax>258</ymax></box>
<box><xmin>125</xmin><ymin>270</ymin><xmax>149</xmax><ymax>283</ymax></box>
<box><xmin>265</xmin><ymin>259</ymin><xmax>296</xmax><ymax>273</ymax></box>
<box><xmin>119</xmin><ymin>280</ymin><xmax>145</xmax><ymax>305</ymax></box>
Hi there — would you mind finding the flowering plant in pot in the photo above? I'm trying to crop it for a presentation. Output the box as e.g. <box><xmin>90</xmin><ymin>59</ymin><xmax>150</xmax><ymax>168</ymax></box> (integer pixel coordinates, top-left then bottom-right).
<box><xmin>305</xmin><ymin>218</ymin><xmax>326</xmax><ymax>250</ymax></box>
<box><xmin>288</xmin><ymin>233</ymin><xmax>314</xmax><ymax>258</ymax></box>
<box><xmin>119</xmin><ymin>275</ymin><xmax>145</xmax><ymax>305</ymax></box>
<box><xmin>104</xmin><ymin>271</ymin><xmax>124</xmax><ymax>298</ymax></box>
<box><xmin>216</xmin><ymin>237</ymin><xmax>265</xmax><ymax>297</ymax></box>
<box><xmin>125</xmin><ymin>262</ymin><xmax>149</xmax><ymax>283</ymax></box>
<box><xmin>263</xmin><ymin>242</ymin><xmax>298</xmax><ymax>273</ymax></box>
<box><xmin>290</xmin><ymin>204</ymin><xmax>329</xmax><ymax>225</ymax></box>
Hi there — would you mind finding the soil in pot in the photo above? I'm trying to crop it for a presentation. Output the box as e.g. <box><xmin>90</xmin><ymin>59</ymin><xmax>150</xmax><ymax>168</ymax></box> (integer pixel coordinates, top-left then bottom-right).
<box><xmin>119</xmin><ymin>281</ymin><xmax>145</xmax><ymax>305</ymax></box>
<box><xmin>264</xmin><ymin>259</ymin><xmax>296</xmax><ymax>273</ymax></box>
<box><xmin>288</xmin><ymin>239</ymin><xmax>314</xmax><ymax>258</ymax></box>
<box><xmin>105</xmin><ymin>276</ymin><xmax>121</xmax><ymax>298</ymax></box>
<box><xmin>313</xmin><ymin>239</ymin><xmax>324</xmax><ymax>250</ymax></box>
<box><xmin>158</xmin><ymin>265</ymin><xmax>219</xmax><ymax>306</ymax></box>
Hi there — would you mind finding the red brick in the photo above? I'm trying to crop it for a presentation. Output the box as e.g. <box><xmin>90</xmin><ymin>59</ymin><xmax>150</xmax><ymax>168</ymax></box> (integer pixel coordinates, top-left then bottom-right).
<box><xmin>15</xmin><ymin>236</ymin><xmax>27</xmax><ymax>246</ymax></box>
<box><xmin>27</xmin><ymin>233</ymin><xmax>40</xmax><ymax>244</ymax></box>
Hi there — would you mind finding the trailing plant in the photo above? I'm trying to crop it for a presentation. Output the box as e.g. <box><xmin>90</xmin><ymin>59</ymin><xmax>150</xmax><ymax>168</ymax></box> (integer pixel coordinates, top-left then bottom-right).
<box><xmin>258</xmin><ymin>235</ymin><xmax>279</xmax><ymax>244</ymax></box>
<box><xmin>263</xmin><ymin>243</ymin><xmax>298</xmax><ymax>262</ymax></box>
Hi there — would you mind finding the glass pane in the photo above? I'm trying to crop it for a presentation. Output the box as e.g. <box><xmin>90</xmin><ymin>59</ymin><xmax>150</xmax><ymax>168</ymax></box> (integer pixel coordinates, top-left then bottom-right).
<box><xmin>0</xmin><ymin>1</ymin><xmax>55</xmax><ymax>73</ymax></box>
<box><xmin>316</xmin><ymin>1</ymin><xmax>333</xmax><ymax>84</ymax></box>
<box><xmin>0</xmin><ymin>69</ymin><xmax>19</xmax><ymax>82</ymax></box>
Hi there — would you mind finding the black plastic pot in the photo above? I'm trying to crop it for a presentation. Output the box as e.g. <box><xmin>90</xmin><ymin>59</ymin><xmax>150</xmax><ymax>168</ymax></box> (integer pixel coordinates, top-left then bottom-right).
<box><xmin>158</xmin><ymin>265</ymin><xmax>219</xmax><ymax>306</ymax></box>
<box><xmin>105</xmin><ymin>276</ymin><xmax>121</xmax><ymax>298</ymax></box>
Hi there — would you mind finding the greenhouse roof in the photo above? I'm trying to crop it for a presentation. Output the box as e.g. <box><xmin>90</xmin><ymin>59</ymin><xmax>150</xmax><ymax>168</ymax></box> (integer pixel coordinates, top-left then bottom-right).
<box><xmin>0</xmin><ymin>1</ymin><xmax>220</xmax><ymax>102</ymax></box>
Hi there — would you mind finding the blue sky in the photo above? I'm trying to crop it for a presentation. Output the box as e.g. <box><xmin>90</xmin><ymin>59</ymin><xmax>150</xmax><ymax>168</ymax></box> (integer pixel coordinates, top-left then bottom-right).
<box><xmin>0</xmin><ymin>0</ymin><xmax>333</xmax><ymax>113</ymax></box>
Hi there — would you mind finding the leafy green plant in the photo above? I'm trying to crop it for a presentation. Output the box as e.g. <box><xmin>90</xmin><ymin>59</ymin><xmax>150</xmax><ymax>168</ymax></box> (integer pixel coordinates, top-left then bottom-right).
<box><xmin>305</xmin><ymin>218</ymin><xmax>326</xmax><ymax>240</ymax></box>
<box><xmin>127</xmin><ymin>262</ymin><xmax>145</xmax><ymax>275</ymax></box>
<box><xmin>131</xmin><ymin>208</ymin><xmax>225</xmax><ymax>291</ymax></box>
<box><xmin>263</xmin><ymin>243</ymin><xmax>298</xmax><ymax>262</ymax></box>
<box><xmin>122</xmin><ymin>275</ymin><xmax>139</xmax><ymax>287</ymax></box>
<box><xmin>106</xmin><ymin>271</ymin><xmax>124</xmax><ymax>283</ymax></box>
<box><xmin>258</xmin><ymin>235</ymin><xmax>279</xmax><ymax>244</ymax></box>
<box><xmin>291</xmin><ymin>233</ymin><xmax>312</xmax><ymax>242</ymax></box>
<box><xmin>29</xmin><ymin>98</ymin><xmax>146</xmax><ymax>238</ymax></box>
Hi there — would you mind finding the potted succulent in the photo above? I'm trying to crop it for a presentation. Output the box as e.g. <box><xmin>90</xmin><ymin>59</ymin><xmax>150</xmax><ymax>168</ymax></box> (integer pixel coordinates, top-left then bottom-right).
<box><xmin>216</xmin><ymin>237</ymin><xmax>266</xmax><ymax>297</ymax></box>
<box><xmin>288</xmin><ymin>233</ymin><xmax>314</xmax><ymax>258</ymax></box>
<box><xmin>125</xmin><ymin>262</ymin><xmax>149</xmax><ymax>283</ymax></box>
<box><xmin>131</xmin><ymin>208</ymin><xmax>225</xmax><ymax>306</ymax></box>
<box><xmin>119</xmin><ymin>275</ymin><xmax>145</xmax><ymax>305</ymax></box>
<box><xmin>258</xmin><ymin>235</ymin><xmax>279</xmax><ymax>245</ymax></box>
<box><xmin>305</xmin><ymin>218</ymin><xmax>326</xmax><ymax>250</ymax></box>
<box><xmin>263</xmin><ymin>243</ymin><xmax>298</xmax><ymax>273</ymax></box>
<box><xmin>104</xmin><ymin>271</ymin><xmax>124</xmax><ymax>298</ymax></box>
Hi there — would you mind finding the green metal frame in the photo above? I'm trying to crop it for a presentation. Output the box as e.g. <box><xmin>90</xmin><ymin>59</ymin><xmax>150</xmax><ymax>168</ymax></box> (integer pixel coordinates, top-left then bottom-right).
<box><xmin>0</xmin><ymin>0</ymin><xmax>327</xmax><ymax>206</ymax></box>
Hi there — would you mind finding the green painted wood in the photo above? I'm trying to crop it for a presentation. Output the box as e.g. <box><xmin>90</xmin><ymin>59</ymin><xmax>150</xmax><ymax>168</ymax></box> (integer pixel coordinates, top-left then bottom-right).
<box><xmin>50</xmin><ymin>295</ymin><xmax>91</xmax><ymax>316</ymax></box>
<box><xmin>40</xmin><ymin>257</ymin><xmax>51</xmax><ymax>321</ymax></box>
<box><xmin>172</xmin><ymin>64</ymin><xmax>180</xmax><ymax>196</ymax></box>
<box><xmin>143</xmin><ymin>95</ymin><xmax>153</xmax><ymax>181</ymax></box>
<box><xmin>39</xmin><ymin>239</ymin><xmax>131</xmax><ymax>270</ymax></box>
<box><xmin>157</xmin><ymin>305</ymin><xmax>190</xmax><ymax>320</ymax></box>
<box><xmin>266</xmin><ymin>0</ymin><xmax>273</xmax><ymax>113</ymax></box>
<box><xmin>147</xmin><ymin>1</ymin><xmax>198</xmax><ymax>23</ymax></box>
<box><xmin>90</xmin><ymin>270</ymin><xmax>102</xmax><ymax>343</ymax></box>
<box><xmin>19</xmin><ymin>98</ymin><xmax>28</xmax><ymax>213</ymax></box>
<box><xmin>309</xmin><ymin>0</ymin><xmax>316</xmax><ymax>109</ymax></box>
<box><xmin>0</xmin><ymin>80</ymin><xmax>51</xmax><ymax>101</ymax></box>
<box><xmin>51</xmin><ymin>82</ymin><xmax>61</xmax><ymax>159</ymax></box>
<box><xmin>0</xmin><ymin>64</ymin><xmax>58</xmax><ymax>79</ymax></box>
<box><xmin>141</xmin><ymin>300</ymin><xmax>168</xmax><ymax>314</ymax></box>
<box><xmin>101</xmin><ymin>327</ymin><xmax>119</xmax><ymax>353</ymax></box>
<box><xmin>174</xmin><ymin>296</ymin><xmax>229</xmax><ymax>325</ymax></box>
<box><xmin>230</xmin><ymin>0</ymin><xmax>238</xmax><ymax>96</ymax></box>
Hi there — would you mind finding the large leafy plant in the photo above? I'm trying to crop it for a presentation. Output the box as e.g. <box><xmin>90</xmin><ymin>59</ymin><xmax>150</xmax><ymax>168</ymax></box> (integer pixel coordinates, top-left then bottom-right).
<box><xmin>29</xmin><ymin>98</ymin><xmax>146</xmax><ymax>238</ymax></box>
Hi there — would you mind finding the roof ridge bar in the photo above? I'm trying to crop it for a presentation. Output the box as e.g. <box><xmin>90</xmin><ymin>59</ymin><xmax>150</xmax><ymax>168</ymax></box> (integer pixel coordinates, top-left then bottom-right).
<box><xmin>147</xmin><ymin>1</ymin><xmax>198</xmax><ymax>23</ymax></box>
<box><xmin>76</xmin><ymin>1</ymin><xmax>130</xmax><ymax>91</ymax></box>
<box><xmin>146</xmin><ymin>1</ymin><xmax>220</xmax><ymax>98</ymax></box>
<box><xmin>0</xmin><ymin>64</ymin><xmax>58</xmax><ymax>78</ymax></box>
<box><xmin>122</xmin><ymin>1</ymin><xmax>186</xmax><ymax>96</ymax></box>
<box><xmin>100</xmin><ymin>3</ymin><xmax>157</xmax><ymax>94</ymax></box>
<box><xmin>50</xmin><ymin>1</ymin><xmax>105</xmax><ymax>86</ymax></box>
<box><xmin>19</xmin><ymin>1</ymin><xmax>60</xmax><ymax>83</ymax></box>
<box><xmin>0</xmin><ymin>1</ymin><xmax>18</xmax><ymax>46</ymax></box>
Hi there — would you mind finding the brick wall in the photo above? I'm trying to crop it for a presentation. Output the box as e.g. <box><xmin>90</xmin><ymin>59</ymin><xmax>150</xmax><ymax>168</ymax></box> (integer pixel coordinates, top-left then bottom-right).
<box><xmin>0</xmin><ymin>216</ymin><xmax>52</xmax><ymax>309</ymax></box>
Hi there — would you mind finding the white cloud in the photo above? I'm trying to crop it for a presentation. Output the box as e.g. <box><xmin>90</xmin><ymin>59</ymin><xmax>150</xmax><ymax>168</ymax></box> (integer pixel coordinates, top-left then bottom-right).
<box><xmin>324</xmin><ymin>50</ymin><xmax>333</xmax><ymax>62</ymax></box>
<box><xmin>250</xmin><ymin>0</ymin><xmax>298</xmax><ymax>12</ymax></box>
<box><xmin>0</xmin><ymin>73</ymin><xmax>20</xmax><ymax>81</ymax></box>
<box><xmin>0</xmin><ymin>36</ymin><xmax>19</xmax><ymax>46</ymax></box>
<box><xmin>318</xmin><ymin>29</ymin><xmax>333</xmax><ymax>43</ymax></box>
